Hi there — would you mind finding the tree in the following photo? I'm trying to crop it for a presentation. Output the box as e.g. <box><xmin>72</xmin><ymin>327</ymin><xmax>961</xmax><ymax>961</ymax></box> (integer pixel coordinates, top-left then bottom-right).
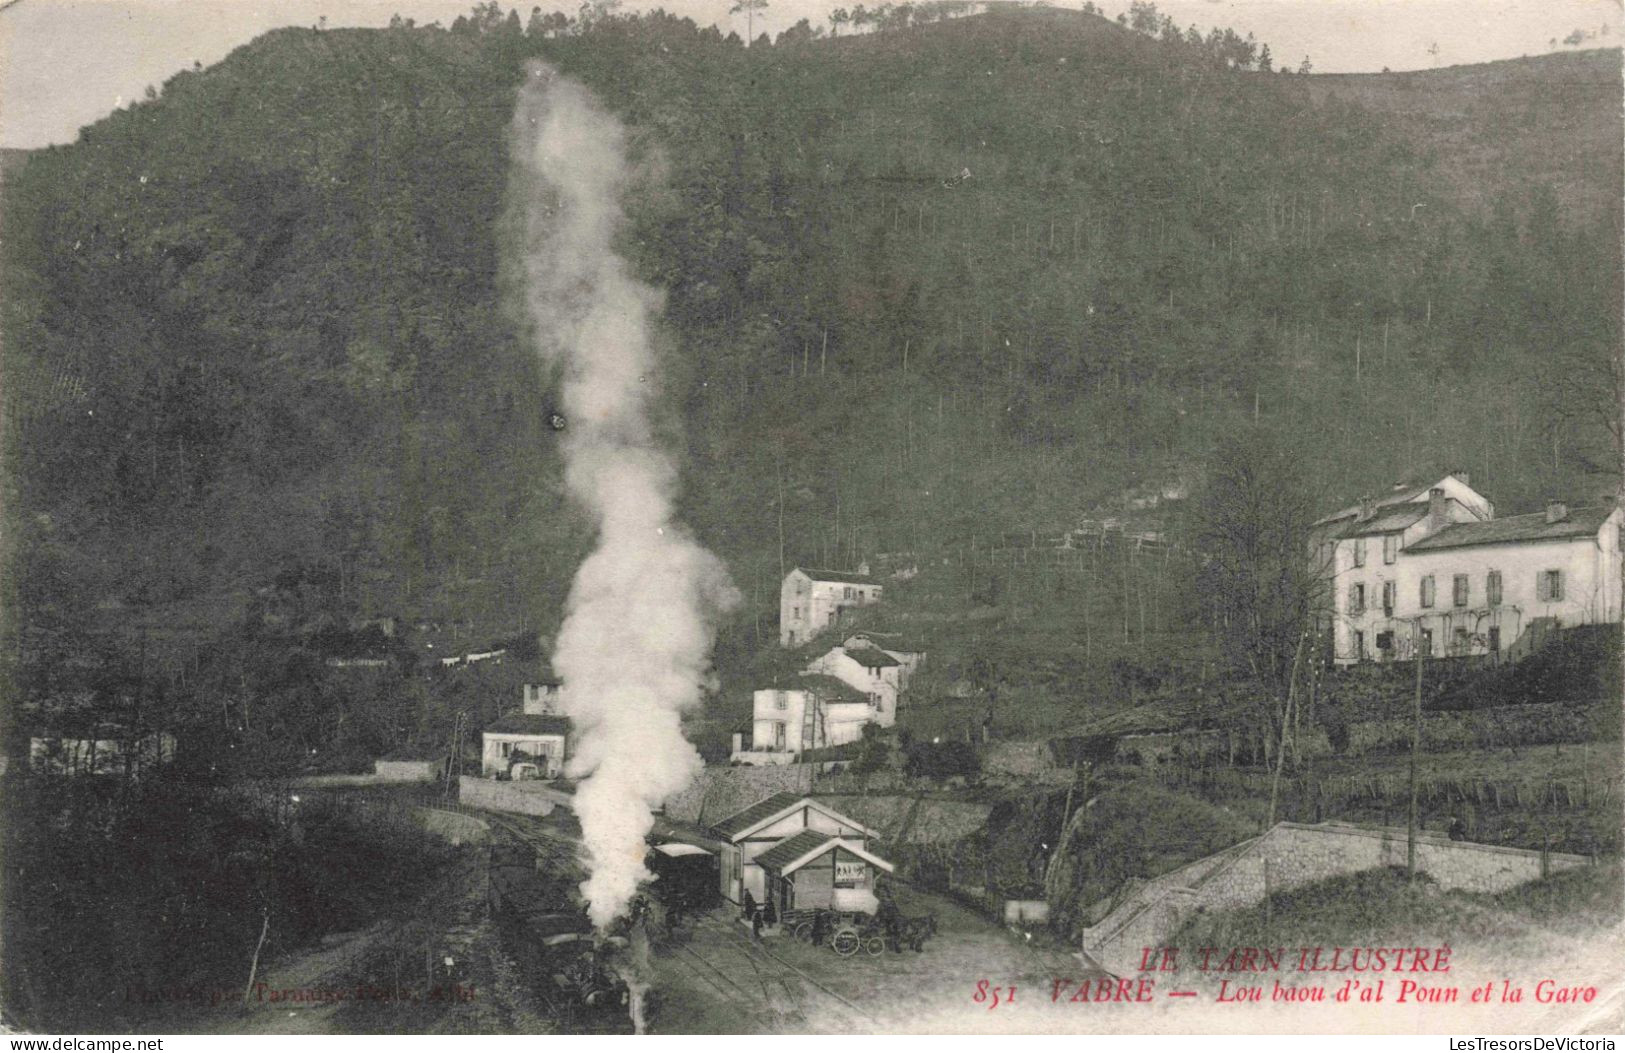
<box><xmin>830</xmin><ymin>7</ymin><xmax>850</xmax><ymax>35</ymax></box>
<box><xmin>731</xmin><ymin>0</ymin><xmax>769</xmax><ymax>42</ymax></box>
<box><xmin>1192</xmin><ymin>426</ymin><xmax>1322</xmax><ymax>708</ymax></box>
<box><xmin>1297</xmin><ymin>55</ymin><xmax>1313</xmax><ymax>74</ymax></box>
<box><xmin>1257</xmin><ymin>43</ymin><xmax>1272</xmax><ymax>72</ymax></box>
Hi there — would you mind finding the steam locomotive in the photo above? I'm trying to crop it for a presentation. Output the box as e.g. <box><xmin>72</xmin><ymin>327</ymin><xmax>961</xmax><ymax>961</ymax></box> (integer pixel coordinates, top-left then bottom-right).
<box><xmin>486</xmin><ymin>845</ymin><xmax>632</xmax><ymax>1030</ymax></box>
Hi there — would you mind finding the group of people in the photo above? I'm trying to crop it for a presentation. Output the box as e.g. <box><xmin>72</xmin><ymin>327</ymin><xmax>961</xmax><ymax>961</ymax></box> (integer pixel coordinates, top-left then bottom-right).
<box><xmin>740</xmin><ymin>889</ymin><xmax>779</xmax><ymax>939</ymax></box>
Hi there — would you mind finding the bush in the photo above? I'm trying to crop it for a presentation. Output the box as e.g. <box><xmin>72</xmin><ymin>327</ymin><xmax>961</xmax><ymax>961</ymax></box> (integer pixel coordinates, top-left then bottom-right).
<box><xmin>903</xmin><ymin>739</ymin><xmax>981</xmax><ymax>779</ymax></box>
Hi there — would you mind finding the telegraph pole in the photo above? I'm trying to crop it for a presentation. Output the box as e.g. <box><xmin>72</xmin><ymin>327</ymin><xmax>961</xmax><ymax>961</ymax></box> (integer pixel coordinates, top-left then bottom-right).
<box><xmin>1408</xmin><ymin>623</ymin><xmax>1423</xmax><ymax>881</ymax></box>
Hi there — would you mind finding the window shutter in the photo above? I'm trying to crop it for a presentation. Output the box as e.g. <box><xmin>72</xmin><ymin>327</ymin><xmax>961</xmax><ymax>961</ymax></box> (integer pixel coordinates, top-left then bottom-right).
<box><xmin>1536</xmin><ymin>572</ymin><xmax>1549</xmax><ymax>602</ymax></box>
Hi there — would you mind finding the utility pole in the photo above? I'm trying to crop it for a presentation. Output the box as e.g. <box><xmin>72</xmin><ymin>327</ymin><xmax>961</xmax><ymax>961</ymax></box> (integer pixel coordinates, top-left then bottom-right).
<box><xmin>1408</xmin><ymin>624</ymin><xmax>1423</xmax><ymax>881</ymax></box>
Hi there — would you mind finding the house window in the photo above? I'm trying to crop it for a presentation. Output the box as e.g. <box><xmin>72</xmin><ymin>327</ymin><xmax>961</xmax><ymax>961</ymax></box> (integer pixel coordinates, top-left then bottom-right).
<box><xmin>1383</xmin><ymin>534</ymin><xmax>1398</xmax><ymax>564</ymax></box>
<box><xmin>1420</xmin><ymin>576</ymin><xmax>1435</xmax><ymax>608</ymax></box>
<box><xmin>1348</xmin><ymin>583</ymin><xmax>1365</xmax><ymax>615</ymax></box>
<box><xmin>1537</xmin><ymin>570</ymin><xmax>1564</xmax><ymax>602</ymax></box>
<box><xmin>868</xmin><ymin>692</ymin><xmax>882</xmax><ymax>709</ymax></box>
<box><xmin>792</xmin><ymin>606</ymin><xmax>800</xmax><ymax>620</ymax></box>
<box><xmin>844</xmin><ymin>586</ymin><xmax>854</xmax><ymax>599</ymax></box>
<box><xmin>500</xmin><ymin>742</ymin><xmax>512</xmax><ymax>757</ymax></box>
<box><xmin>1376</xmin><ymin>630</ymin><xmax>1394</xmax><ymax>653</ymax></box>
<box><xmin>1419</xmin><ymin>628</ymin><xmax>1433</xmax><ymax>657</ymax></box>
<box><xmin>1452</xmin><ymin>574</ymin><xmax>1469</xmax><ymax>608</ymax></box>
<box><xmin>1382</xmin><ymin>580</ymin><xmax>1396</xmax><ymax>616</ymax></box>
<box><xmin>774</xmin><ymin>691</ymin><xmax>787</xmax><ymax>710</ymax></box>
<box><xmin>1488</xmin><ymin>627</ymin><xmax>1501</xmax><ymax>652</ymax></box>
<box><xmin>1486</xmin><ymin>571</ymin><xmax>1502</xmax><ymax>606</ymax></box>
<box><xmin>1453</xmin><ymin>627</ymin><xmax>1470</xmax><ymax>654</ymax></box>
<box><xmin>773</xmin><ymin>722</ymin><xmax>786</xmax><ymax>749</ymax></box>
<box><xmin>1352</xmin><ymin>538</ymin><xmax>1366</xmax><ymax>568</ymax></box>
<box><xmin>1353</xmin><ymin>631</ymin><xmax>1365</xmax><ymax>659</ymax></box>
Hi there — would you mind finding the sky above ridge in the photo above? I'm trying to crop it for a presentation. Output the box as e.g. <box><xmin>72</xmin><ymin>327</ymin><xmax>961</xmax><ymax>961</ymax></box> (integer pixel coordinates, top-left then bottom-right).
<box><xmin>0</xmin><ymin>0</ymin><xmax>1619</xmax><ymax>148</ymax></box>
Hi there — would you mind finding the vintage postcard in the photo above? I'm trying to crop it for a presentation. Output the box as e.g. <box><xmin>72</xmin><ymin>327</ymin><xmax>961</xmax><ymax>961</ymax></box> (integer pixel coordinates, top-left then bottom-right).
<box><xmin>1</xmin><ymin>0</ymin><xmax>1620</xmax><ymax>1039</ymax></box>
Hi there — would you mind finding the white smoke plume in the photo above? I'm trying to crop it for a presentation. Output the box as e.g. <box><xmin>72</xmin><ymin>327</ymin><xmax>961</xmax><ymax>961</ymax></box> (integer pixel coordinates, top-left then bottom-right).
<box><xmin>507</xmin><ymin>63</ymin><xmax>738</xmax><ymax>929</ymax></box>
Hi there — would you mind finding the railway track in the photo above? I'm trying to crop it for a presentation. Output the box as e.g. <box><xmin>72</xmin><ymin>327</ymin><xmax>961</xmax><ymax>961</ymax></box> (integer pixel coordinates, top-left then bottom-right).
<box><xmin>477</xmin><ymin>808</ymin><xmax>870</xmax><ymax>1032</ymax></box>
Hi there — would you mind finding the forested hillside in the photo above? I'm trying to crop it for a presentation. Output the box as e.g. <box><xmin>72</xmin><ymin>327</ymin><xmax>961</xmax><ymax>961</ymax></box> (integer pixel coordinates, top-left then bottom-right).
<box><xmin>2</xmin><ymin>4</ymin><xmax>1619</xmax><ymax>765</ymax></box>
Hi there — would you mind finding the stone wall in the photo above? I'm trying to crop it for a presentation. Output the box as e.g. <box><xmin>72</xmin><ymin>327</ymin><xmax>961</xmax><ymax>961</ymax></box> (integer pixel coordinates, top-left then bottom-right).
<box><xmin>1344</xmin><ymin>702</ymin><xmax>1603</xmax><ymax>755</ymax></box>
<box><xmin>374</xmin><ymin>760</ymin><xmax>437</xmax><ymax>782</ymax></box>
<box><xmin>661</xmin><ymin>765</ymin><xmax>814</xmax><ymax>826</ymax></box>
<box><xmin>458</xmin><ymin>776</ymin><xmax>558</xmax><ymax>817</ymax></box>
<box><xmin>410</xmin><ymin>807</ymin><xmax>490</xmax><ymax>846</ymax></box>
<box><xmin>984</xmin><ymin>740</ymin><xmax>1064</xmax><ymax>779</ymax></box>
<box><xmin>1081</xmin><ymin>822</ymin><xmax>1589</xmax><ymax>975</ymax></box>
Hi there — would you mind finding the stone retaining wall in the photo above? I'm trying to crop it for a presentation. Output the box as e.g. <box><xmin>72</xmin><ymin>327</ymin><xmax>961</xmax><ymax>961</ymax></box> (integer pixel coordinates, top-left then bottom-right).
<box><xmin>1081</xmin><ymin>822</ymin><xmax>1589</xmax><ymax>975</ymax></box>
<box><xmin>410</xmin><ymin>807</ymin><xmax>490</xmax><ymax>846</ymax></box>
<box><xmin>374</xmin><ymin>760</ymin><xmax>437</xmax><ymax>782</ymax></box>
<box><xmin>458</xmin><ymin>776</ymin><xmax>558</xmax><ymax>817</ymax></box>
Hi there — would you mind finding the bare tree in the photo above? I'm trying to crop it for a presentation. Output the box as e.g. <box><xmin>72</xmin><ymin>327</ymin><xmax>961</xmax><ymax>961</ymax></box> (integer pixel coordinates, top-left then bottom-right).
<box><xmin>1193</xmin><ymin>427</ymin><xmax>1329</xmax><ymax>770</ymax></box>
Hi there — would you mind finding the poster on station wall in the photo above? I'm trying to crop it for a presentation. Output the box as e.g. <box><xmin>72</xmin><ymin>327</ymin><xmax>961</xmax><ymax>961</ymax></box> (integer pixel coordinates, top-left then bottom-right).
<box><xmin>1</xmin><ymin>0</ymin><xmax>1620</xmax><ymax>1043</ymax></box>
<box><xmin>835</xmin><ymin>860</ymin><xmax>868</xmax><ymax>888</ymax></box>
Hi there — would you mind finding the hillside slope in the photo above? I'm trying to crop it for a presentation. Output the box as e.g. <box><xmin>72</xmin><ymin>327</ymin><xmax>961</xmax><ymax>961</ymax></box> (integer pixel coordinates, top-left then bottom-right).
<box><xmin>2</xmin><ymin>8</ymin><xmax>1619</xmax><ymax>761</ymax></box>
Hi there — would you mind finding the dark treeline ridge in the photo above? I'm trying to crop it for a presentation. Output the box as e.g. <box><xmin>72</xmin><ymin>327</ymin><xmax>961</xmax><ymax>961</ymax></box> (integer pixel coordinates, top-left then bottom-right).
<box><xmin>1</xmin><ymin>3</ymin><xmax>1619</xmax><ymax>767</ymax></box>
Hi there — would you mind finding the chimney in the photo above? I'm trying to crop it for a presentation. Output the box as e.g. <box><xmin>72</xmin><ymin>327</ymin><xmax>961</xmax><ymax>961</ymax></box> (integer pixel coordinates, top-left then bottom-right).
<box><xmin>1428</xmin><ymin>487</ymin><xmax>1448</xmax><ymax>531</ymax></box>
<box><xmin>1451</xmin><ymin>469</ymin><xmax>1470</xmax><ymax>487</ymax></box>
<box><xmin>1545</xmin><ymin>500</ymin><xmax>1568</xmax><ymax>524</ymax></box>
<box><xmin>1356</xmin><ymin>496</ymin><xmax>1376</xmax><ymax>523</ymax></box>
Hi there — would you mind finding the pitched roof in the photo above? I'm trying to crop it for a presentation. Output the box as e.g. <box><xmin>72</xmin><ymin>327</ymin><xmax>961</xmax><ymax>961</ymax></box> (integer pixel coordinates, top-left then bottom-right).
<box><xmin>484</xmin><ymin>713</ymin><xmax>572</xmax><ymax>736</ymax></box>
<box><xmin>709</xmin><ymin>793</ymin><xmax>882</xmax><ymax>842</ymax></box>
<box><xmin>843</xmin><ymin>646</ymin><xmax>900</xmax><ymax>669</ymax></box>
<box><xmin>754</xmin><ymin>830</ymin><xmax>835</xmax><ymax>871</ymax></box>
<box><xmin>1406</xmin><ymin>506</ymin><xmax>1614</xmax><ymax>553</ymax></box>
<box><xmin>711</xmin><ymin>792</ymin><xmax>806</xmax><ymax>839</ymax></box>
<box><xmin>794</xmin><ymin>567</ymin><xmax>879</xmax><ymax>586</ymax></box>
<box><xmin>1314</xmin><ymin>485</ymin><xmax>1429</xmax><ymax>527</ymax></box>
<box><xmin>781</xmin><ymin>674</ymin><xmax>869</xmax><ymax>705</ymax></box>
<box><xmin>755</xmin><ymin>831</ymin><xmax>895</xmax><ymax>875</ymax></box>
<box><xmin>1336</xmin><ymin>504</ymin><xmax>1428</xmax><ymax>538</ymax></box>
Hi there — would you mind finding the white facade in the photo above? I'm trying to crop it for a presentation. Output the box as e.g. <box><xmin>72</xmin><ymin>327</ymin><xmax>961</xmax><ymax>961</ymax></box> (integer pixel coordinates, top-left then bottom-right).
<box><xmin>522</xmin><ymin>681</ymin><xmax>564</xmax><ymax>714</ymax></box>
<box><xmin>802</xmin><ymin>646</ymin><xmax>904</xmax><ymax>722</ymax></box>
<box><xmin>745</xmin><ymin>684</ymin><xmax>874</xmax><ymax>759</ymax></box>
<box><xmin>1319</xmin><ymin>483</ymin><xmax>1622</xmax><ymax>664</ymax></box>
<box><xmin>480</xmin><ymin>728</ymin><xmax>567</xmax><ymax>776</ymax></box>
<box><xmin>779</xmin><ymin>568</ymin><xmax>883</xmax><ymax>647</ymax></box>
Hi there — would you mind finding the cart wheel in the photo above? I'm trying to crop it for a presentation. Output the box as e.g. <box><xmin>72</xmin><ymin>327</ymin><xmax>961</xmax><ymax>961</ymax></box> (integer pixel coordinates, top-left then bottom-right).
<box><xmin>831</xmin><ymin>929</ymin><xmax>861</xmax><ymax>956</ymax></box>
<box><xmin>864</xmin><ymin>935</ymin><xmax>886</xmax><ymax>957</ymax></box>
<box><xmin>793</xmin><ymin>920</ymin><xmax>813</xmax><ymax>942</ymax></box>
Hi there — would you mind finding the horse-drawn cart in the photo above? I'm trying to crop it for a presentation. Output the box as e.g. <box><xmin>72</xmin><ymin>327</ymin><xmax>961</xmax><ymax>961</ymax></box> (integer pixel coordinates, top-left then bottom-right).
<box><xmin>782</xmin><ymin>908</ymin><xmax>932</xmax><ymax>956</ymax></box>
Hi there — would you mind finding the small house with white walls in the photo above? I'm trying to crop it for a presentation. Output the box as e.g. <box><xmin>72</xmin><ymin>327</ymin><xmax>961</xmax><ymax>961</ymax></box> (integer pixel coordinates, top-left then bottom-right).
<box><xmin>838</xmin><ymin>631</ymin><xmax>926</xmax><ymax>683</ymax></box>
<box><xmin>780</xmin><ymin>567</ymin><xmax>883</xmax><ymax>647</ymax></box>
<box><xmin>481</xmin><ymin>677</ymin><xmax>572</xmax><ymax>776</ymax></box>
<box><xmin>1312</xmin><ymin>473</ymin><xmax>1622</xmax><ymax>664</ymax></box>
<box><xmin>732</xmin><ymin>675</ymin><xmax>873</xmax><ymax>764</ymax></box>
<box><xmin>710</xmin><ymin>792</ymin><xmax>891</xmax><ymax>913</ymax></box>
<box><xmin>801</xmin><ymin>643</ymin><xmax>906</xmax><ymax>722</ymax></box>
<box><xmin>522</xmin><ymin>679</ymin><xmax>565</xmax><ymax>714</ymax></box>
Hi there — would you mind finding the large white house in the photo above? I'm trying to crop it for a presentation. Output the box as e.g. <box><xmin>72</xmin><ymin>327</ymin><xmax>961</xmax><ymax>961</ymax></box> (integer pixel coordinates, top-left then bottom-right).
<box><xmin>779</xmin><ymin>567</ymin><xmax>883</xmax><ymax>646</ymax></box>
<box><xmin>1314</xmin><ymin>474</ymin><xmax>1623</xmax><ymax>664</ymax></box>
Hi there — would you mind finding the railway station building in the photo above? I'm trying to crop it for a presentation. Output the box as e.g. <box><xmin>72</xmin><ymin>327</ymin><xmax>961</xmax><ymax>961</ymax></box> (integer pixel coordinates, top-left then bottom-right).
<box><xmin>710</xmin><ymin>792</ymin><xmax>890</xmax><ymax>910</ymax></box>
<box><xmin>755</xmin><ymin>830</ymin><xmax>894</xmax><ymax>916</ymax></box>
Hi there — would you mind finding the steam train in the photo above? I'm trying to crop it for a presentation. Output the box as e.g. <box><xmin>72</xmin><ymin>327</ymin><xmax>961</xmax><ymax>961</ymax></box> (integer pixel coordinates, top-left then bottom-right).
<box><xmin>644</xmin><ymin>841</ymin><xmax>721</xmax><ymax>921</ymax></box>
<box><xmin>486</xmin><ymin>844</ymin><xmax>632</xmax><ymax>1030</ymax></box>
